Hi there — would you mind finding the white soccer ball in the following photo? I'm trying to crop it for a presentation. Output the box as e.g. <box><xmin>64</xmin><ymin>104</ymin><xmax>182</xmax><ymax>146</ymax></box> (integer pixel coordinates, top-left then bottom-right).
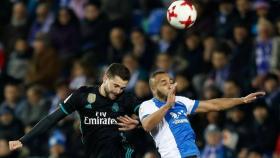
<box><xmin>167</xmin><ymin>0</ymin><xmax>197</xmax><ymax>29</ymax></box>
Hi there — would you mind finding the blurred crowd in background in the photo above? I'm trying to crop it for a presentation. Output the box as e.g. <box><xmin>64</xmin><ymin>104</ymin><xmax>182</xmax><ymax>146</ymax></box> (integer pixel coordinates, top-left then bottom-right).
<box><xmin>0</xmin><ymin>0</ymin><xmax>280</xmax><ymax>157</ymax></box>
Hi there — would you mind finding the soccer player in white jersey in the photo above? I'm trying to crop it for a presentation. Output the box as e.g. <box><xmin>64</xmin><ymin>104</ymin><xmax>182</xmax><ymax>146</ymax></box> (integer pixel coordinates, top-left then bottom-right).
<box><xmin>138</xmin><ymin>70</ymin><xmax>265</xmax><ymax>158</ymax></box>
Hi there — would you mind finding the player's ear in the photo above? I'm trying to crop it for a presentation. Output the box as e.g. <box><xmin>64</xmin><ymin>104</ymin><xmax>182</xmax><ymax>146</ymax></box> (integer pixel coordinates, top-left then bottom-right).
<box><xmin>103</xmin><ymin>73</ymin><xmax>108</xmax><ymax>82</ymax></box>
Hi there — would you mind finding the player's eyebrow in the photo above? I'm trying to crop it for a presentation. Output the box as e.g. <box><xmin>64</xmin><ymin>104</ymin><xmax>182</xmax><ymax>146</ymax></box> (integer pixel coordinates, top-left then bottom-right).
<box><xmin>113</xmin><ymin>83</ymin><xmax>126</xmax><ymax>89</ymax></box>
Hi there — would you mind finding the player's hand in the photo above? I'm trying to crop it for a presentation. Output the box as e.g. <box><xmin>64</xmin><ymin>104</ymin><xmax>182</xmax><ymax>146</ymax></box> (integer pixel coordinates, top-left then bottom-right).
<box><xmin>9</xmin><ymin>140</ymin><xmax>23</xmax><ymax>151</ymax></box>
<box><xmin>117</xmin><ymin>115</ymin><xmax>139</xmax><ymax>131</ymax></box>
<box><xmin>242</xmin><ymin>91</ymin><xmax>266</xmax><ymax>103</ymax></box>
<box><xmin>166</xmin><ymin>83</ymin><xmax>177</xmax><ymax>108</ymax></box>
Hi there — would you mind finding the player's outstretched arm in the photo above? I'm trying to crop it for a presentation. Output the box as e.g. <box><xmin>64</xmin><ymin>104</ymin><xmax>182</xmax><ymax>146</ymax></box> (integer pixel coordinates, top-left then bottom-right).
<box><xmin>9</xmin><ymin>108</ymin><xmax>67</xmax><ymax>151</ymax></box>
<box><xmin>195</xmin><ymin>92</ymin><xmax>266</xmax><ymax>113</ymax></box>
<box><xmin>141</xmin><ymin>83</ymin><xmax>177</xmax><ymax>132</ymax></box>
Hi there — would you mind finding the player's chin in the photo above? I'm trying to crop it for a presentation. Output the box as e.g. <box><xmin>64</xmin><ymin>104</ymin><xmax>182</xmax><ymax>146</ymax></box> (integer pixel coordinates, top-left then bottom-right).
<box><xmin>109</xmin><ymin>94</ymin><xmax>117</xmax><ymax>100</ymax></box>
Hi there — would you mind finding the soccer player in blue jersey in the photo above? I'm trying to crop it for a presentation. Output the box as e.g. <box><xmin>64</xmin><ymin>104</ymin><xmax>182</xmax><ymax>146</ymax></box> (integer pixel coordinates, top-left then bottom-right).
<box><xmin>137</xmin><ymin>70</ymin><xmax>265</xmax><ymax>158</ymax></box>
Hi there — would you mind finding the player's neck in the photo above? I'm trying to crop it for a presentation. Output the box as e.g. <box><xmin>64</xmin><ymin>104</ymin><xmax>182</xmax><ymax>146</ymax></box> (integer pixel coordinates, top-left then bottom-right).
<box><xmin>154</xmin><ymin>95</ymin><xmax>167</xmax><ymax>103</ymax></box>
<box><xmin>99</xmin><ymin>84</ymin><xmax>106</xmax><ymax>97</ymax></box>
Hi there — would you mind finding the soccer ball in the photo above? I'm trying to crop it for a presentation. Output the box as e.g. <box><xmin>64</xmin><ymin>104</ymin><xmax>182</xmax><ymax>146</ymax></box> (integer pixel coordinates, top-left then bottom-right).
<box><xmin>167</xmin><ymin>0</ymin><xmax>197</xmax><ymax>29</ymax></box>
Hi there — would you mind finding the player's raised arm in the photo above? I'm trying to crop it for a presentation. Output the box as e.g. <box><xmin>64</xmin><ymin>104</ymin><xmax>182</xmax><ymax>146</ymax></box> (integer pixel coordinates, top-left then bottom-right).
<box><xmin>9</xmin><ymin>86</ymin><xmax>85</xmax><ymax>151</ymax></box>
<box><xmin>195</xmin><ymin>92</ymin><xmax>266</xmax><ymax>113</ymax></box>
<box><xmin>140</xmin><ymin>83</ymin><xmax>177</xmax><ymax>132</ymax></box>
<box><xmin>9</xmin><ymin>108</ymin><xmax>67</xmax><ymax>151</ymax></box>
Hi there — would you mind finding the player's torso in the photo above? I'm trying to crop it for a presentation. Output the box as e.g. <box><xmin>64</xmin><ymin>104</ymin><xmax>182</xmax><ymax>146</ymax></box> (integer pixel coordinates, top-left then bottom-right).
<box><xmin>152</xmin><ymin>100</ymin><xmax>199</xmax><ymax>158</ymax></box>
<box><xmin>76</xmin><ymin>87</ymin><xmax>131</xmax><ymax>144</ymax></box>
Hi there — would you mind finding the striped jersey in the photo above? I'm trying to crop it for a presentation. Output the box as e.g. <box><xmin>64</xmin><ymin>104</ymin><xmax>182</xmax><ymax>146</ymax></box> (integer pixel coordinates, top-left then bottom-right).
<box><xmin>139</xmin><ymin>96</ymin><xmax>200</xmax><ymax>158</ymax></box>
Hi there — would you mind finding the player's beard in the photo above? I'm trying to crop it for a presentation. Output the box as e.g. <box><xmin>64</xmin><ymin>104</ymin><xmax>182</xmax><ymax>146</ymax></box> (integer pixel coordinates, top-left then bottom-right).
<box><xmin>104</xmin><ymin>84</ymin><xmax>120</xmax><ymax>100</ymax></box>
<box><xmin>156</xmin><ymin>90</ymin><xmax>167</xmax><ymax>101</ymax></box>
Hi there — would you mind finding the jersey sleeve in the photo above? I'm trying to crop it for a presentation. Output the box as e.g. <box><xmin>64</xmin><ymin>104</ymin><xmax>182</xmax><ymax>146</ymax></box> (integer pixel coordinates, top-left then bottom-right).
<box><xmin>20</xmin><ymin>108</ymin><xmax>66</xmax><ymax>144</ymax></box>
<box><xmin>176</xmin><ymin>96</ymin><xmax>199</xmax><ymax>115</ymax></box>
<box><xmin>139</xmin><ymin>101</ymin><xmax>158</xmax><ymax>121</ymax></box>
<box><xmin>59</xmin><ymin>86</ymin><xmax>86</xmax><ymax>115</ymax></box>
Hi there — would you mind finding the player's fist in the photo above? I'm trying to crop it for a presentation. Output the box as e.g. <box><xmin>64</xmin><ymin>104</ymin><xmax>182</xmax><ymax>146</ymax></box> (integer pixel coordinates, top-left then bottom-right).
<box><xmin>9</xmin><ymin>140</ymin><xmax>23</xmax><ymax>151</ymax></box>
<box><xmin>242</xmin><ymin>92</ymin><xmax>265</xmax><ymax>103</ymax></box>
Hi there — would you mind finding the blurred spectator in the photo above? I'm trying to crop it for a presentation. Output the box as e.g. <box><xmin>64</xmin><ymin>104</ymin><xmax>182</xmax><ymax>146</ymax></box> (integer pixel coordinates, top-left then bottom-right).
<box><xmin>48</xmin><ymin>130</ymin><xmax>67</xmax><ymax>158</ymax></box>
<box><xmin>107</xmin><ymin>27</ymin><xmax>130</xmax><ymax>63</ymax></box>
<box><xmin>49</xmin><ymin>79</ymin><xmax>71</xmax><ymax>113</ymax></box>
<box><xmin>101</xmin><ymin>0</ymin><xmax>133</xmax><ymax>29</ymax></box>
<box><xmin>122</xmin><ymin>54</ymin><xmax>148</xmax><ymax>92</ymax></box>
<box><xmin>263</xmin><ymin>73</ymin><xmax>279</xmax><ymax>94</ymax></box>
<box><xmin>253</xmin><ymin>0</ymin><xmax>270</xmax><ymax>20</ymax></box>
<box><xmin>233</xmin><ymin>0</ymin><xmax>255</xmax><ymax>29</ymax></box>
<box><xmin>50</xmin><ymin>7</ymin><xmax>80</xmax><ymax>60</ymax></box>
<box><xmin>224</xmin><ymin>106</ymin><xmax>251</xmax><ymax>150</ymax></box>
<box><xmin>249</xmin><ymin>101</ymin><xmax>277</xmax><ymax>156</ymax></box>
<box><xmin>176</xmin><ymin>32</ymin><xmax>204</xmax><ymax>78</ymax></box>
<box><xmin>28</xmin><ymin>3</ymin><xmax>54</xmax><ymax>44</ymax></box>
<box><xmin>6</xmin><ymin>38</ymin><xmax>31</xmax><ymax>81</ymax></box>
<box><xmin>201</xmin><ymin>124</ymin><xmax>235</xmax><ymax>158</ymax></box>
<box><xmin>0</xmin><ymin>83</ymin><xmax>22</xmax><ymax>112</ymax></box>
<box><xmin>262</xmin><ymin>73</ymin><xmax>280</xmax><ymax>125</ymax></box>
<box><xmin>215</xmin><ymin>0</ymin><xmax>235</xmax><ymax>39</ymax></box>
<box><xmin>276</xmin><ymin>18</ymin><xmax>280</xmax><ymax>36</ymax></box>
<box><xmin>134</xmin><ymin>80</ymin><xmax>151</xmax><ymax>102</ymax></box>
<box><xmin>0</xmin><ymin>106</ymin><xmax>24</xmax><ymax>140</ymax></box>
<box><xmin>130</xmin><ymin>28</ymin><xmax>157</xmax><ymax>71</ymax></box>
<box><xmin>69</xmin><ymin>58</ymin><xmax>94</xmax><ymax>90</ymax></box>
<box><xmin>158</xmin><ymin>24</ymin><xmax>178</xmax><ymax>54</ymax></box>
<box><xmin>25</xmin><ymin>33</ymin><xmax>61</xmax><ymax>90</ymax></box>
<box><xmin>68</xmin><ymin>0</ymin><xmax>88</xmax><ymax>20</ymax></box>
<box><xmin>140</xmin><ymin>0</ymin><xmax>165</xmax><ymax>38</ymax></box>
<box><xmin>16</xmin><ymin>85</ymin><xmax>50</xmax><ymax>126</ymax></box>
<box><xmin>222</xmin><ymin>128</ymin><xmax>239</xmax><ymax>151</ymax></box>
<box><xmin>206</xmin><ymin>43</ymin><xmax>232</xmax><ymax>90</ymax></box>
<box><xmin>3</xmin><ymin>2</ymin><xmax>29</xmax><ymax>53</ymax></box>
<box><xmin>223</xmin><ymin>79</ymin><xmax>241</xmax><ymax>98</ymax></box>
<box><xmin>252</xmin><ymin>18</ymin><xmax>280</xmax><ymax>88</ymax></box>
<box><xmin>230</xmin><ymin>24</ymin><xmax>254</xmax><ymax>85</ymax></box>
<box><xmin>202</xmin><ymin>85</ymin><xmax>221</xmax><ymax>100</ymax></box>
<box><xmin>187</xmin><ymin>1</ymin><xmax>215</xmax><ymax>36</ymax></box>
<box><xmin>247</xmin><ymin>147</ymin><xmax>264</xmax><ymax>158</ymax></box>
<box><xmin>175</xmin><ymin>73</ymin><xmax>197</xmax><ymax>98</ymax></box>
<box><xmin>0</xmin><ymin>43</ymin><xmax>5</xmax><ymax>74</ymax></box>
<box><xmin>80</xmin><ymin>2</ymin><xmax>109</xmax><ymax>53</ymax></box>
<box><xmin>255</xmin><ymin>18</ymin><xmax>280</xmax><ymax>75</ymax></box>
<box><xmin>202</xmin><ymin>35</ymin><xmax>216</xmax><ymax>70</ymax></box>
<box><xmin>154</xmin><ymin>53</ymin><xmax>174</xmax><ymax>77</ymax></box>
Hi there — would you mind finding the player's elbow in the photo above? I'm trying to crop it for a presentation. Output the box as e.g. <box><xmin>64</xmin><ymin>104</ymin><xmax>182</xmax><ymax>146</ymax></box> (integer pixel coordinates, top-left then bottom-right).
<box><xmin>141</xmin><ymin>120</ymin><xmax>154</xmax><ymax>132</ymax></box>
<box><xmin>142</xmin><ymin>122</ymin><xmax>152</xmax><ymax>132</ymax></box>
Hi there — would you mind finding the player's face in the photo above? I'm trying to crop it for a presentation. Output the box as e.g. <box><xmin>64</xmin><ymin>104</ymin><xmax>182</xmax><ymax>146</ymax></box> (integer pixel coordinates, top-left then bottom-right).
<box><xmin>104</xmin><ymin>75</ymin><xmax>128</xmax><ymax>100</ymax></box>
<box><xmin>154</xmin><ymin>73</ymin><xmax>174</xmax><ymax>99</ymax></box>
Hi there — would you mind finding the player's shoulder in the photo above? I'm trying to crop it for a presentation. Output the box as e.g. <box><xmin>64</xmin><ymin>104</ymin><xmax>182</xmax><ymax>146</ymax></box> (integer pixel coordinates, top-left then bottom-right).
<box><xmin>76</xmin><ymin>85</ymin><xmax>98</xmax><ymax>93</ymax></box>
<box><xmin>175</xmin><ymin>96</ymin><xmax>188</xmax><ymax>101</ymax></box>
<box><xmin>140</xmin><ymin>99</ymin><xmax>155</xmax><ymax>108</ymax></box>
<box><xmin>175</xmin><ymin>96</ymin><xmax>195</xmax><ymax>104</ymax></box>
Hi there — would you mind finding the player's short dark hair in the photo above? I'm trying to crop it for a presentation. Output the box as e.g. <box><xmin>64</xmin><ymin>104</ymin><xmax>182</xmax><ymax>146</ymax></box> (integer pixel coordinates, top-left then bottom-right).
<box><xmin>106</xmin><ymin>63</ymin><xmax>130</xmax><ymax>81</ymax></box>
<box><xmin>149</xmin><ymin>69</ymin><xmax>168</xmax><ymax>79</ymax></box>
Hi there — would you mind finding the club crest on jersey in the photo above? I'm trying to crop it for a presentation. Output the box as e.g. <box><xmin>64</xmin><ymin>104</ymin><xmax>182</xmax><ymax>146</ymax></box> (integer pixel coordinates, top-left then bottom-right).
<box><xmin>87</xmin><ymin>93</ymin><xmax>96</xmax><ymax>103</ymax></box>
<box><xmin>112</xmin><ymin>103</ymin><xmax>119</xmax><ymax>112</ymax></box>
